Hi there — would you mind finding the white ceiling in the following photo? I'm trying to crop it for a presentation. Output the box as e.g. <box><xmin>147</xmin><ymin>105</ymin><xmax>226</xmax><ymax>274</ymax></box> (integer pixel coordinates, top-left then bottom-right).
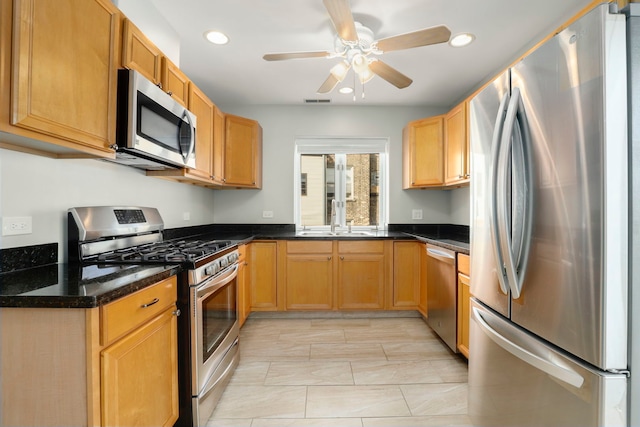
<box><xmin>149</xmin><ymin>0</ymin><xmax>593</xmax><ymax>109</ymax></box>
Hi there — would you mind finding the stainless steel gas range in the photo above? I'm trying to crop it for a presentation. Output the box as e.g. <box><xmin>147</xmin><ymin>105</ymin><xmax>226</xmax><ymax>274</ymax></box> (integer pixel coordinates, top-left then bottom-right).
<box><xmin>68</xmin><ymin>206</ymin><xmax>239</xmax><ymax>427</ymax></box>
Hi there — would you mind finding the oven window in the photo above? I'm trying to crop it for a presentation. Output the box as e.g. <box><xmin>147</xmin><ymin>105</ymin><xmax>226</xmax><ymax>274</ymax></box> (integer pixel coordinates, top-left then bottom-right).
<box><xmin>201</xmin><ymin>277</ymin><xmax>237</xmax><ymax>361</ymax></box>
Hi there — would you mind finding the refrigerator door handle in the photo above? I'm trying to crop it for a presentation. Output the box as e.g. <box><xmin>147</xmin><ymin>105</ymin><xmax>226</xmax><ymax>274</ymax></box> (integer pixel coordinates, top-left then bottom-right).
<box><xmin>472</xmin><ymin>305</ymin><xmax>585</xmax><ymax>388</ymax></box>
<box><xmin>489</xmin><ymin>92</ymin><xmax>511</xmax><ymax>295</ymax></box>
<box><xmin>497</xmin><ymin>87</ymin><xmax>533</xmax><ymax>299</ymax></box>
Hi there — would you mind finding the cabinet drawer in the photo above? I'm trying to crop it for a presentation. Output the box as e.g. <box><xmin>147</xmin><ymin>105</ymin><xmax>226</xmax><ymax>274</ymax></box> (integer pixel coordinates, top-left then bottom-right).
<box><xmin>101</xmin><ymin>276</ymin><xmax>177</xmax><ymax>346</ymax></box>
<box><xmin>287</xmin><ymin>240</ymin><xmax>332</xmax><ymax>254</ymax></box>
<box><xmin>338</xmin><ymin>240</ymin><xmax>384</xmax><ymax>254</ymax></box>
<box><xmin>458</xmin><ymin>253</ymin><xmax>470</xmax><ymax>276</ymax></box>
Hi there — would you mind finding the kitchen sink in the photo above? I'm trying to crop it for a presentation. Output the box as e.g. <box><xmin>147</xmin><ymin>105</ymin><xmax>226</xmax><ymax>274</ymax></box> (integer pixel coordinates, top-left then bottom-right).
<box><xmin>296</xmin><ymin>230</ymin><xmax>376</xmax><ymax>237</ymax></box>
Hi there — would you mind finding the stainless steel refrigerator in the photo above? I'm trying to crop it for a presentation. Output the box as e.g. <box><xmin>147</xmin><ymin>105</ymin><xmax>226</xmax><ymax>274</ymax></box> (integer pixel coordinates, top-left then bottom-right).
<box><xmin>468</xmin><ymin>3</ymin><xmax>634</xmax><ymax>426</ymax></box>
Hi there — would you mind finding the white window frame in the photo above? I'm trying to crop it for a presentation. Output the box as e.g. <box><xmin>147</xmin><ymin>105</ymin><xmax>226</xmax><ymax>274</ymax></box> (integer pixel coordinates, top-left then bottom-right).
<box><xmin>294</xmin><ymin>137</ymin><xmax>389</xmax><ymax>231</ymax></box>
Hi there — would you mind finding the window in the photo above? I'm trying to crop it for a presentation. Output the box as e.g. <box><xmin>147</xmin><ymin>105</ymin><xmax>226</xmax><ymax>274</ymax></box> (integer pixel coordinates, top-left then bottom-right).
<box><xmin>294</xmin><ymin>138</ymin><xmax>388</xmax><ymax>230</ymax></box>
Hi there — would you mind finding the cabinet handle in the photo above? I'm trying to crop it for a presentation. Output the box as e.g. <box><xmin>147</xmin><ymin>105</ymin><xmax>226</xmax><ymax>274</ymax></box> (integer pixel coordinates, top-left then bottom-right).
<box><xmin>458</xmin><ymin>174</ymin><xmax>465</xmax><ymax>179</ymax></box>
<box><xmin>108</xmin><ymin>143</ymin><xmax>118</xmax><ymax>151</ymax></box>
<box><xmin>244</xmin><ymin>262</ymin><xmax>248</xmax><ymax>266</ymax></box>
<box><xmin>141</xmin><ymin>297</ymin><xmax>160</xmax><ymax>308</ymax></box>
<box><xmin>327</xmin><ymin>256</ymin><xmax>332</xmax><ymax>261</ymax></box>
<box><xmin>340</xmin><ymin>256</ymin><xmax>344</xmax><ymax>260</ymax></box>
<box><xmin>172</xmin><ymin>309</ymin><xmax>181</xmax><ymax>317</ymax></box>
<box><xmin>156</xmin><ymin>82</ymin><xmax>163</xmax><ymax>89</ymax></box>
<box><xmin>167</xmin><ymin>91</ymin><xmax>173</xmax><ymax>96</ymax></box>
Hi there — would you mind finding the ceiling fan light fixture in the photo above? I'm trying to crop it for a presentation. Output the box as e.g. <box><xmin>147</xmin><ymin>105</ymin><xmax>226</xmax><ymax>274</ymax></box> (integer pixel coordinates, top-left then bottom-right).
<box><xmin>449</xmin><ymin>33</ymin><xmax>475</xmax><ymax>48</ymax></box>
<box><xmin>204</xmin><ymin>30</ymin><xmax>229</xmax><ymax>45</ymax></box>
<box><xmin>330</xmin><ymin>61</ymin><xmax>350</xmax><ymax>82</ymax></box>
<box><xmin>339</xmin><ymin>87</ymin><xmax>354</xmax><ymax>94</ymax></box>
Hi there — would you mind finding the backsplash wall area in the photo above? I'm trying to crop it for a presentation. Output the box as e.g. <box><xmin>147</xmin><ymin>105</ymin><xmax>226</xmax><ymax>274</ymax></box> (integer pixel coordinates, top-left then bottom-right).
<box><xmin>0</xmin><ymin>149</ymin><xmax>216</xmax><ymax>259</ymax></box>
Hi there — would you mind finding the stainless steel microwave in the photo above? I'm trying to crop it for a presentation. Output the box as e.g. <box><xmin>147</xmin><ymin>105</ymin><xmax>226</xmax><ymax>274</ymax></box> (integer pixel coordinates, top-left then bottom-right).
<box><xmin>111</xmin><ymin>69</ymin><xmax>196</xmax><ymax>170</ymax></box>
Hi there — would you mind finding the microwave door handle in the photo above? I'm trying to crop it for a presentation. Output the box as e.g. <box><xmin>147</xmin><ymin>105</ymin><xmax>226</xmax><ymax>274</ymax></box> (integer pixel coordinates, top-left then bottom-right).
<box><xmin>179</xmin><ymin>111</ymin><xmax>195</xmax><ymax>162</ymax></box>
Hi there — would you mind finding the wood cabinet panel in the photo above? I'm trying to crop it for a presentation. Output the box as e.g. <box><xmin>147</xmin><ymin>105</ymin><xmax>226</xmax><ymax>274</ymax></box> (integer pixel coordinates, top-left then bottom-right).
<box><xmin>100</xmin><ymin>276</ymin><xmax>176</xmax><ymax>346</ymax></box>
<box><xmin>402</xmin><ymin>116</ymin><xmax>444</xmax><ymax>188</ymax></box>
<box><xmin>250</xmin><ymin>241</ymin><xmax>278</xmax><ymax>310</ymax></box>
<box><xmin>457</xmin><ymin>272</ymin><xmax>470</xmax><ymax>358</ymax></box>
<box><xmin>337</xmin><ymin>240</ymin><xmax>384</xmax><ymax>254</ymax></box>
<box><xmin>444</xmin><ymin>102</ymin><xmax>469</xmax><ymax>185</ymax></box>
<box><xmin>288</xmin><ymin>240</ymin><xmax>333</xmax><ymax>254</ymax></box>
<box><xmin>211</xmin><ymin>106</ymin><xmax>226</xmax><ymax>184</ymax></box>
<box><xmin>419</xmin><ymin>244</ymin><xmax>428</xmax><ymax>316</ymax></box>
<box><xmin>224</xmin><ymin>114</ymin><xmax>262</xmax><ymax>188</ymax></box>
<box><xmin>101</xmin><ymin>307</ymin><xmax>178</xmax><ymax>427</ymax></box>
<box><xmin>237</xmin><ymin>244</ymin><xmax>250</xmax><ymax>327</ymax></box>
<box><xmin>285</xmin><ymin>254</ymin><xmax>334</xmax><ymax>310</ymax></box>
<box><xmin>337</xmin><ymin>253</ymin><xmax>385</xmax><ymax>309</ymax></box>
<box><xmin>458</xmin><ymin>253</ymin><xmax>470</xmax><ymax>276</ymax></box>
<box><xmin>10</xmin><ymin>0</ymin><xmax>120</xmax><ymax>155</ymax></box>
<box><xmin>189</xmin><ymin>84</ymin><xmax>214</xmax><ymax>179</ymax></box>
<box><xmin>122</xmin><ymin>18</ymin><xmax>162</xmax><ymax>84</ymax></box>
<box><xmin>392</xmin><ymin>241</ymin><xmax>421</xmax><ymax>308</ymax></box>
<box><xmin>162</xmin><ymin>57</ymin><xmax>190</xmax><ymax>108</ymax></box>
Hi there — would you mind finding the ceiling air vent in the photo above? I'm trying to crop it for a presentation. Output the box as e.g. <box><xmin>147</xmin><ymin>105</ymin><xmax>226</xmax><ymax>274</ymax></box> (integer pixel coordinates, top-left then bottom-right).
<box><xmin>304</xmin><ymin>99</ymin><xmax>331</xmax><ymax>104</ymax></box>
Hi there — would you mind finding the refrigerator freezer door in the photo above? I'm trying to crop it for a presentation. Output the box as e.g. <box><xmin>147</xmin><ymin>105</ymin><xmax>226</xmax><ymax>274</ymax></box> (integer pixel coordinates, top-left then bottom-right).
<box><xmin>469</xmin><ymin>299</ymin><xmax>627</xmax><ymax>427</ymax></box>
<box><xmin>508</xmin><ymin>4</ymin><xmax>628</xmax><ymax>370</ymax></box>
<box><xmin>470</xmin><ymin>70</ymin><xmax>510</xmax><ymax>317</ymax></box>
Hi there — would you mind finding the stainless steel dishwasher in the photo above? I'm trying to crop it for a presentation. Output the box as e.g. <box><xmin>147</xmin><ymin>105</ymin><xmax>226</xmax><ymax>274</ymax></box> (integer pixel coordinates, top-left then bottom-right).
<box><xmin>425</xmin><ymin>244</ymin><xmax>458</xmax><ymax>352</ymax></box>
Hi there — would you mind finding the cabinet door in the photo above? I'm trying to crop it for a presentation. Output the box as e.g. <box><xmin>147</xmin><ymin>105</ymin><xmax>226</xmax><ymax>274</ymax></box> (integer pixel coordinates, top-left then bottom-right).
<box><xmin>457</xmin><ymin>272</ymin><xmax>470</xmax><ymax>358</ymax></box>
<box><xmin>122</xmin><ymin>19</ymin><xmax>162</xmax><ymax>84</ymax></box>
<box><xmin>419</xmin><ymin>244</ymin><xmax>428</xmax><ymax>316</ymax></box>
<box><xmin>11</xmin><ymin>0</ymin><xmax>120</xmax><ymax>154</ymax></box>
<box><xmin>444</xmin><ymin>101</ymin><xmax>469</xmax><ymax>185</ymax></box>
<box><xmin>211</xmin><ymin>106</ymin><xmax>225</xmax><ymax>185</ymax></box>
<box><xmin>286</xmin><ymin>254</ymin><xmax>334</xmax><ymax>310</ymax></box>
<box><xmin>249</xmin><ymin>241</ymin><xmax>278</xmax><ymax>310</ymax></box>
<box><xmin>162</xmin><ymin>57</ymin><xmax>190</xmax><ymax>108</ymax></box>
<box><xmin>392</xmin><ymin>241</ymin><xmax>421</xmax><ymax>308</ymax></box>
<box><xmin>402</xmin><ymin>116</ymin><xmax>444</xmax><ymax>188</ymax></box>
<box><xmin>337</xmin><ymin>253</ymin><xmax>385</xmax><ymax>309</ymax></box>
<box><xmin>189</xmin><ymin>84</ymin><xmax>214</xmax><ymax>179</ymax></box>
<box><xmin>224</xmin><ymin>114</ymin><xmax>262</xmax><ymax>188</ymax></box>
<box><xmin>237</xmin><ymin>245</ymin><xmax>250</xmax><ymax>327</ymax></box>
<box><xmin>101</xmin><ymin>307</ymin><xmax>179</xmax><ymax>427</ymax></box>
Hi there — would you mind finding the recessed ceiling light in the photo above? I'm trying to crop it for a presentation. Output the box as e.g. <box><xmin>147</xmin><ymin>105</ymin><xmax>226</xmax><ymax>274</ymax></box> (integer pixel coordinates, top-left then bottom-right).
<box><xmin>339</xmin><ymin>87</ymin><xmax>354</xmax><ymax>94</ymax></box>
<box><xmin>449</xmin><ymin>33</ymin><xmax>475</xmax><ymax>48</ymax></box>
<box><xmin>204</xmin><ymin>30</ymin><xmax>229</xmax><ymax>45</ymax></box>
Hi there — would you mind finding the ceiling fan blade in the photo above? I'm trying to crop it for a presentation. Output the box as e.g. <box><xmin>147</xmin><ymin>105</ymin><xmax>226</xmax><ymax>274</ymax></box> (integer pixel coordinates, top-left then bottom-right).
<box><xmin>323</xmin><ymin>0</ymin><xmax>358</xmax><ymax>42</ymax></box>
<box><xmin>375</xmin><ymin>25</ymin><xmax>451</xmax><ymax>52</ymax></box>
<box><xmin>369</xmin><ymin>60</ymin><xmax>412</xmax><ymax>89</ymax></box>
<box><xmin>263</xmin><ymin>51</ymin><xmax>332</xmax><ymax>61</ymax></box>
<box><xmin>317</xmin><ymin>73</ymin><xmax>340</xmax><ymax>93</ymax></box>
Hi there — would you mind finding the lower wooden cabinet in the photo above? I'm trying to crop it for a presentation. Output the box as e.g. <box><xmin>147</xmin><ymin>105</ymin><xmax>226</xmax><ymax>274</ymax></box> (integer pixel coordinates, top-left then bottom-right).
<box><xmin>392</xmin><ymin>241</ymin><xmax>421</xmax><ymax>309</ymax></box>
<box><xmin>285</xmin><ymin>241</ymin><xmax>333</xmax><ymax>310</ymax></box>
<box><xmin>336</xmin><ymin>241</ymin><xmax>387</xmax><ymax>310</ymax></box>
<box><xmin>457</xmin><ymin>253</ymin><xmax>471</xmax><ymax>358</ymax></box>
<box><xmin>0</xmin><ymin>275</ymin><xmax>179</xmax><ymax>426</ymax></box>
<box><xmin>249</xmin><ymin>241</ymin><xmax>278</xmax><ymax>311</ymax></box>
<box><xmin>237</xmin><ymin>244</ymin><xmax>250</xmax><ymax>327</ymax></box>
<box><xmin>101</xmin><ymin>307</ymin><xmax>178</xmax><ymax>427</ymax></box>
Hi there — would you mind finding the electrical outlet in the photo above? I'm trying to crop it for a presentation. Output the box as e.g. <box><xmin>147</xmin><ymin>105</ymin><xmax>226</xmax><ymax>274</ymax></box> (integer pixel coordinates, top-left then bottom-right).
<box><xmin>262</xmin><ymin>210</ymin><xmax>274</xmax><ymax>218</ymax></box>
<box><xmin>183</xmin><ymin>212</ymin><xmax>191</xmax><ymax>221</ymax></box>
<box><xmin>412</xmin><ymin>209</ymin><xmax>423</xmax><ymax>220</ymax></box>
<box><xmin>2</xmin><ymin>216</ymin><xmax>33</xmax><ymax>236</ymax></box>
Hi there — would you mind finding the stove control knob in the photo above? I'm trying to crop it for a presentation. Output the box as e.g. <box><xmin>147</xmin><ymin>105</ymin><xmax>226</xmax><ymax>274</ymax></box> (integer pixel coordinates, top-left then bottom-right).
<box><xmin>227</xmin><ymin>253</ymin><xmax>238</xmax><ymax>264</ymax></box>
<box><xmin>219</xmin><ymin>257</ymin><xmax>228</xmax><ymax>269</ymax></box>
<box><xmin>205</xmin><ymin>262</ymin><xmax>219</xmax><ymax>276</ymax></box>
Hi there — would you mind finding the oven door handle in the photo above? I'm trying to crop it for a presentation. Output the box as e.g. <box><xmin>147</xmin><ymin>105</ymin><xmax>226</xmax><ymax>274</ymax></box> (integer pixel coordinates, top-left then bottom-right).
<box><xmin>196</xmin><ymin>264</ymin><xmax>239</xmax><ymax>300</ymax></box>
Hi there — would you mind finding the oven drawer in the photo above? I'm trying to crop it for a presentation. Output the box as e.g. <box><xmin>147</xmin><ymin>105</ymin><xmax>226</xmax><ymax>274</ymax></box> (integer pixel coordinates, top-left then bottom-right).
<box><xmin>101</xmin><ymin>276</ymin><xmax>177</xmax><ymax>345</ymax></box>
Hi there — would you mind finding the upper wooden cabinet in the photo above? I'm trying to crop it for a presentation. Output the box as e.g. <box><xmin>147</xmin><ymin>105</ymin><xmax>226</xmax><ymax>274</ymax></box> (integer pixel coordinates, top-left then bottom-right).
<box><xmin>444</xmin><ymin>101</ymin><xmax>470</xmax><ymax>186</ymax></box>
<box><xmin>0</xmin><ymin>0</ymin><xmax>120</xmax><ymax>158</ymax></box>
<box><xmin>161</xmin><ymin>57</ymin><xmax>190</xmax><ymax>108</ymax></box>
<box><xmin>212</xmin><ymin>106</ymin><xmax>226</xmax><ymax>185</ymax></box>
<box><xmin>402</xmin><ymin>116</ymin><xmax>445</xmax><ymax>188</ymax></box>
<box><xmin>122</xmin><ymin>19</ymin><xmax>162</xmax><ymax>85</ymax></box>
<box><xmin>224</xmin><ymin>114</ymin><xmax>263</xmax><ymax>188</ymax></box>
<box><xmin>188</xmin><ymin>84</ymin><xmax>215</xmax><ymax>180</ymax></box>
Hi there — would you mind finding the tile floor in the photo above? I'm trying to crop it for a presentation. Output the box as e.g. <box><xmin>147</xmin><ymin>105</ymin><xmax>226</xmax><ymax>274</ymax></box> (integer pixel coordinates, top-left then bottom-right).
<box><xmin>207</xmin><ymin>313</ymin><xmax>473</xmax><ymax>427</ymax></box>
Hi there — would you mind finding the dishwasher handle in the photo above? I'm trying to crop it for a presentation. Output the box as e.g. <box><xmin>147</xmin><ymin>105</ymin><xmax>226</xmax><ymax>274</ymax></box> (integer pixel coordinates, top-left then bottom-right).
<box><xmin>426</xmin><ymin>247</ymin><xmax>455</xmax><ymax>265</ymax></box>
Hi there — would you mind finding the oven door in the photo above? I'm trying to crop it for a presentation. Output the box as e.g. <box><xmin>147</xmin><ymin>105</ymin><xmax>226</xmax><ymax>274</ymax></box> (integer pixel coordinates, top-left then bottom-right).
<box><xmin>190</xmin><ymin>263</ymin><xmax>239</xmax><ymax>395</ymax></box>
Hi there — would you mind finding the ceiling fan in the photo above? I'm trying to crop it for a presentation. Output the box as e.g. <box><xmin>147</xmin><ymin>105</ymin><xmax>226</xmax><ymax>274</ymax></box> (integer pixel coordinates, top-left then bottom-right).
<box><xmin>263</xmin><ymin>0</ymin><xmax>451</xmax><ymax>94</ymax></box>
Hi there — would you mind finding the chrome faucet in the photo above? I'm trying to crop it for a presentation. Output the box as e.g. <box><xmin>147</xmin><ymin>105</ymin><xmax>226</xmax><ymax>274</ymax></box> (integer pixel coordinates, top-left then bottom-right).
<box><xmin>330</xmin><ymin>199</ymin><xmax>337</xmax><ymax>233</ymax></box>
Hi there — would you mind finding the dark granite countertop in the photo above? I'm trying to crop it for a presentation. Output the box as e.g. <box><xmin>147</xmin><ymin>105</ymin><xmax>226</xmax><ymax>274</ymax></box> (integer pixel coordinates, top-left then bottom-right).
<box><xmin>0</xmin><ymin>263</ymin><xmax>180</xmax><ymax>308</ymax></box>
